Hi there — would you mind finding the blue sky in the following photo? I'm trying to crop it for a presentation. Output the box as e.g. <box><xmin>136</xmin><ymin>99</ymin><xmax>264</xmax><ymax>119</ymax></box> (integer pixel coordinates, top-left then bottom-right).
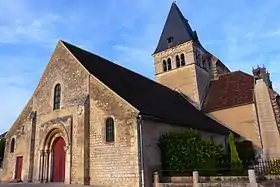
<box><xmin>1</xmin><ymin>0</ymin><xmax>280</xmax><ymax>133</ymax></box>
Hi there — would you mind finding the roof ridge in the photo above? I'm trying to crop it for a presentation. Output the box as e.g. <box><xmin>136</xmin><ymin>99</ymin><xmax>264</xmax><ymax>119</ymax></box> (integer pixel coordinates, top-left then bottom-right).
<box><xmin>217</xmin><ymin>70</ymin><xmax>253</xmax><ymax>78</ymax></box>
<box><xmin>62</xmin><ymin>40</ymin><xmax>160</xmax><ymax>84</ymax></box>
<box><xmin>62</xmin><ymin>40</ymin><xmax>231</xmax><ymax>135</ymax></box>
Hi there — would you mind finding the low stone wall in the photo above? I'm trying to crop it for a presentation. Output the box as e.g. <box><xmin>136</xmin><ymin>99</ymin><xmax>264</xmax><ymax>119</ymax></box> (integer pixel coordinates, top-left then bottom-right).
<box><xmin>158</xmin><ymin>183</ymin><xmax>252</xmax><ymax>187</ymax></box>
<box><xmin>161</xmin><ymin>176</ymin><xmax>249</xmax><ymax>183</ymax></box>
<box><xmin>153</xmin><ymin>170</ymin><xmax>262</xmax><ymax>187</ymax></box>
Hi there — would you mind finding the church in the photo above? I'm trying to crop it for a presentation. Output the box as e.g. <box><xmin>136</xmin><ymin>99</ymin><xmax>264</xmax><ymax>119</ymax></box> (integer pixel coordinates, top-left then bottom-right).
<box><xmin>0</xmin><ymin>2</ymin><xmax>280</xmax><ymax>187</ymax></box>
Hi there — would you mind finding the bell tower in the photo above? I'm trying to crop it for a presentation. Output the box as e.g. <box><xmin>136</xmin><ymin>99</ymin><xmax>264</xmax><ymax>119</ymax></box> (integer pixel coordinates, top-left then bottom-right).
<box><xmin>152</xmin><ymin>2</ymin><xmax>212</xmax><ymax>108</ymax></box>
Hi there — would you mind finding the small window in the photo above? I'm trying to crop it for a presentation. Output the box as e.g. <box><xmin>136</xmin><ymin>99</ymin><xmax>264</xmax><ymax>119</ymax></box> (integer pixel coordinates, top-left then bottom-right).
<box><xmin>167</xmin><ymin>58</ymin><xmax>172</xmax><ymax>70</ymax></box>
<box><xmin>167</xmin><ymin>37</ymin><xmax>174</xmax><ymax>44</ymax></box>
<box><xmin>176</xmin><ymin>55</ymin><xmax>180</xmax><ymax>68</ymax></box>
<box><xmin>10</xmin><ymin>138</ymin><xmax>15</xmax><ymax>153</ymax></box>
<box><xmin>180</xmin><ymin>53</ymin><xmax>185</xmax><ymax>66</ymax></box>
<box><xmin>106</xmin><ymin>118</ymin><xmax>115</xmax><ymax>142</ymax></box>
<box><xmin>53</xmin><ymin>84</ymin><xmax>61</xmax><ymax>110</ymax></box>
<box><xmin>162</xmin><ymin>60</ymin><xmax>167</xmax><ymax>72</ymax></box>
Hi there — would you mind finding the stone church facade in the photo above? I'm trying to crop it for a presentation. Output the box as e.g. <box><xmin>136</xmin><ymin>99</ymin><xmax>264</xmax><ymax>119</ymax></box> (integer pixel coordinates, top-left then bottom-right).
<box><xmin>0</xmin><ymin>2</ymin><xmax>280</xmax><ymax>187</ymax></box>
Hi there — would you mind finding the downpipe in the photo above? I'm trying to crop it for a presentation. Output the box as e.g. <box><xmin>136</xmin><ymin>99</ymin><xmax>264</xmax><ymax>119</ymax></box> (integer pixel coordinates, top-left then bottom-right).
<box><xmin>137</xmin><ymin>114</ymin><xmax>145</xmax><ymax>187</ymax></box>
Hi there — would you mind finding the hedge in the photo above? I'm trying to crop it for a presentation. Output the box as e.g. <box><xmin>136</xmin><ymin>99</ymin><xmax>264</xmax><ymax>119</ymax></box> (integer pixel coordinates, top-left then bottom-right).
<box><xmin>158</xmin><ymin>129</ymin><xmax>224</xmax><ymax>172</ymax></box>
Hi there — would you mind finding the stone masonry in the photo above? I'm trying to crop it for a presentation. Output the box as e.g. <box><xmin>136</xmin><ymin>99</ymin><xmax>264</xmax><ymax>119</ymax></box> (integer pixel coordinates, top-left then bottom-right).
<box><xmin>0</xmin><ymin>41</ymin><xmax>141</xmax><ymax>187</ymax></box>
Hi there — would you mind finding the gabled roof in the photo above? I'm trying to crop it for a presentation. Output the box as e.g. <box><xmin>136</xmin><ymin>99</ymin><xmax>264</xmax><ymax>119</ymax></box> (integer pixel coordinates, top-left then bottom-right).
<box><xmin>153</xmin><ymin>3</ymin><xmax>196</xmax><ymax>54</ymax></box>
<box><xmin>203</xmin><ymin>71</ymin><xmax>254</xmax><ymax>112</ymax></box>
<box><xmin>62</xmin><ymin>41</ymin><xmax>231</xmax><ymax>135</ymax></box>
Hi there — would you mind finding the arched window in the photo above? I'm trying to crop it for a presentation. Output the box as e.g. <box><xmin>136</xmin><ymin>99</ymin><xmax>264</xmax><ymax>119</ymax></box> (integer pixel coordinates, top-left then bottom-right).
<box><xmin>176</xmin><ymin>55</ymin><xmax>180</xmax><ymax>68</ymax></box>
<box><xmin>10</xmin><ymin>138</ymin><xmax>15</xmax><ymax>153</ymax></box>
<box><xmin>180</xmin><ymin>53</ymin><xmax>185</xmax><ymax>66</ymax></box>
<box><xmin>162</xmin><ymin>60</ymin><xmax>167</xmax><ymax>72</ymax></box>
<box><xmin>106</xmin><ymin>117</ymin><xmax>115</xmax><ymax>142</ymax></box>
<box><xmin>167</xmin><ymin>58</ymin><xmax>172</xmax><ymax>70</ymax></box>
<box><xmin>53</xmin><ymin>84</ymin><xmax>61</xmax><ymax>110</ymax></box>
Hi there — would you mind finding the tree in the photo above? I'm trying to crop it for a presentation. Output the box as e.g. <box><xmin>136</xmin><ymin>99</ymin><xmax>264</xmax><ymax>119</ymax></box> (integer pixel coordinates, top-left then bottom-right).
<box><xmin>0</xmin><ymin>139</ymin><xmax>5</xmax><ymax>162</ymax></box>
<box><xmin>229</xmin><ymin>131</ymin><xmax>243</xmax><ymax>173</ymax></box>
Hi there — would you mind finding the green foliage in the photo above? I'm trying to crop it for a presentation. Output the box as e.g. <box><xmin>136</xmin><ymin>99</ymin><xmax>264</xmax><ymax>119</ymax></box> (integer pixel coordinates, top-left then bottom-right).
<box><xmin>229</xmin><ymin>132</ymin><xmax>243</xmax><ymax>172</ymax></box>
<box><xmin>158</xmin><ymin>129</ymin><xmax>224</xmax><ymax>172</ymax></box>
<box><xmin>0</xmin><ymin>139</ymin><xmax>5</xmax><ymax>162</ymax></box>
<box><xmin>268</xmin><ymin>159</ymin><xmax>280</xmax><ymax>175</ymax></box>
<box><xmin>236</xmin><ymin>141</ymin><xmax>255</xmax><ymax>167</ymax></box>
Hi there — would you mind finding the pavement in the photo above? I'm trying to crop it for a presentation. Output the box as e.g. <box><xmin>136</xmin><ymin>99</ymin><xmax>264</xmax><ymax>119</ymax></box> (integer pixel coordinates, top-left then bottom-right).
<box><xmin>0</xmin><ymin>182</ymin><xmax>93</xmax><ymax>187</ymax></box>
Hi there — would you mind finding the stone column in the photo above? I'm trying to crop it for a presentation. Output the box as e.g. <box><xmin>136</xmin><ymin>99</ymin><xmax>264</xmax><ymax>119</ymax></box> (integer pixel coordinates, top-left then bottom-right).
<box><xmin>48</xmin><ymin>151</ymin><xmax>53</xmax><ymax>182</ymax></box>
<box><xmin>248</xmin><ymin>169</ymin><xmax>258</xmax><ymax>187</ymax></box>
<box><xmin>193</xmin><ymin>171</ymin><xmax>199</xmax><ymax>186</ymax></box>
<box><xmin>64</xmin><ymin>145</ymin><xmax>71</xmax><ymax>184</ymax></box>
<box><xmin>43</xmin><ymin>150</ymin><xmax>50</xmax><ymax>183</ymax></box>
<box><xmin>12</xmin><ymin>165</ymin><xmax>16</xmax><ymax>180</ymax></box>
<box><xmin>39</xmin><ymin>150</ymin><xmax>44</xmax><ymax>183</ymax></box>
<box><xmin>153</xmin><ymin>172</ymin><xmax>159</xmax><ymax>187</ymax></box>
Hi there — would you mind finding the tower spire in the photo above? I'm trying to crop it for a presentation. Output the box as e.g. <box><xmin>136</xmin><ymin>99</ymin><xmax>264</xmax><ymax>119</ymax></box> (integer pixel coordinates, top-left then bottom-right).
<box><xmin>153</xmin><ymin>2</ymin><xmax>195</xmax><ymax>54</ymax></box>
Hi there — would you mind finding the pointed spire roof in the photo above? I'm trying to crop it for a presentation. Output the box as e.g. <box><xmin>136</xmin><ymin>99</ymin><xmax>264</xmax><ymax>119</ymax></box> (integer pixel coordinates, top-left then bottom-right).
<box><xmin>153</xmin><ymin>2</ymin><xmax>196</xmax><ymax>54</ymax></box>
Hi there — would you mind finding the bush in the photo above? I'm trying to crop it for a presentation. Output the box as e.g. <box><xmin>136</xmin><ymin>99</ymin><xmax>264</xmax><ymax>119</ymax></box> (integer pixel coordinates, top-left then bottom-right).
<box><xmin>158</xmin><ymin>129</ymin><xmax>224</xmax><ymax>173</ymax></box>
<box><xmin>236</xmin><ymin>141</ymin><xmax>255</xmax><ymax>167</ymax></box>
<box><xmin>268</xmin><ymin>159</ymin><xmax>280</xmax><ymax>175</ymax></box>
<box><xmin>229</xmin><ymin>132</ymin><xmax>243</xmax><ymax>174</ymax></box>
<box><xmin>0</xmin><ymin>139</ymin><xmax>5</xmax><ymax>163</ymax></box>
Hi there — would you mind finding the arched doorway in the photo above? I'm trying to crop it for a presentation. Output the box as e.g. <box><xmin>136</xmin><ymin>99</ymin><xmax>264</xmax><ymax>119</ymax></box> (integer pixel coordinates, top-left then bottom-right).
<box><xmin>52</xmin><ymin>137</ymin><xmax>66</xmax><ymax>182</ymax></box>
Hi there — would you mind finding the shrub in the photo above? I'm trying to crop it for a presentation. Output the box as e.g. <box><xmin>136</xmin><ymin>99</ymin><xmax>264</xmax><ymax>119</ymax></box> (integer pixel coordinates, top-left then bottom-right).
<box><xmin>229</xmin><ymin>132</ymin><xmax>243</xmax><ymax>174</ymax></box>
<box><xmin>0</xmin><ymin>139</ymin><xmax>5</xmax><ymax>163</ymax></box>
<box><xmin>268</xmin><ymin>159</ymin><xmax>280</xmax><ymax>175</ymax></box>
<box><xmin>158</xmin><ymin>129</ymin><xmax>224</xmax><ymax>174</ymax></box>
<box><xmin>236</xmin><ymin>141</ymin><xmax>255</xmax><ymax>167</ymax></box>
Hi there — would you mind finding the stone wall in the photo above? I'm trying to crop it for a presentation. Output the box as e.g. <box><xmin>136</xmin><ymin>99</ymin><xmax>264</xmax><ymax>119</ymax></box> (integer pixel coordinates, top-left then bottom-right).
<box><xmin>154</xmin><ymin>42</ymin><xmax>199</xmax><ymax>105</ymax></box>
<box><xmin>30</xmin><ymin>41</ymin><xmax>90</xmax><ymax>184</ymax></box>
<box><xmin>254</xmin><ymin>79</ymin><xmax>280</xmax><ymax>159</ymax></box>
<box><xmin>209</xmin><ymin>104</ymin><xmax>262</xmax><ymax>149</ymax></box>
<box><xmin>0</xmin><ymin>99</ymin><xmax>33</xmax><ymax>182</ymax></box>
<box><xmin>141</xmin><ymin>119</ymin><xmax>228</xmax><ymax>187</ymax></box>
<box><xmin>88</xmin><ymin>75</ymin><xmax>140</xmax><ymax>187</ymax></box>
<box><xmin>0</xmin><ymin>41</ymin><xmax>91</xmax><ymax>183</ymax></box>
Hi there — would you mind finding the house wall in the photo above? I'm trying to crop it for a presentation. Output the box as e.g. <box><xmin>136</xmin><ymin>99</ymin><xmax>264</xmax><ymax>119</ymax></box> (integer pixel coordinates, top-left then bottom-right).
<box><xmin>208</xmin><ymin>104</ymin><xmax>262</xmax><ymax>150</ymax></box>
<box><xmin>0</xmin><ymin>99</ymin><xmax>33</xmax><ymax>182</ymax></box>
<box><xmin>0</xmin><ymin>41</ymin><xmax>91</xmax><ymax>184</ymax></box>
<box><xmin>141</xmin><ymin>118</ymin><xmax>228</xmax><ymax>187</ymax></box>
<box><xmin>0</xmin><ymin>41</ymin><xmax>141</xmax><ymax>187</ymax></box>
<box><xmin>88</xmin><ymin>75</ymin><xmax>140</xmax><ymax>187</ymax></box>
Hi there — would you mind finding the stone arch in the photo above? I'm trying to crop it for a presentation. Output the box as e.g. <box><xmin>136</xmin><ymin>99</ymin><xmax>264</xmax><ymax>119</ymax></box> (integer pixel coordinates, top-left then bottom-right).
<box><xmin>40</xmin><ymin>122</ymin><xmax>70</xmax><ymax>151</ymax></box>
<box><xmin>38</xmin><ymin>121</ymin><xmax>71</xmax><ymax>184</ymax></box>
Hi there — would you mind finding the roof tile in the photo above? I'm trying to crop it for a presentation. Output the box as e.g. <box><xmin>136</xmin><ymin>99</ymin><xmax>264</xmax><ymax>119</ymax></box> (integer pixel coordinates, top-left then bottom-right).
<box><xmin>203</xmin><ymin>71</ymin><xmax>254</xmax><ymax>112</ymax></box>
<box><xmin>62</xmin><ymin>40</ymin><xmax>231</xmax><ymax>135</ymax></box>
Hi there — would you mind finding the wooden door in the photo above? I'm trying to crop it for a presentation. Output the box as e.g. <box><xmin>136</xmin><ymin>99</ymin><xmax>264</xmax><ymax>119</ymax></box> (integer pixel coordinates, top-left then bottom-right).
<box><xmin>52</xmin><ymin>137</ymin><xmax>66</xmax><ymax>182</ymax></box>
<box><xmin>15</xmin><ymin>156</ymin><xmax>23</xmax><ymax>181</ymax></box>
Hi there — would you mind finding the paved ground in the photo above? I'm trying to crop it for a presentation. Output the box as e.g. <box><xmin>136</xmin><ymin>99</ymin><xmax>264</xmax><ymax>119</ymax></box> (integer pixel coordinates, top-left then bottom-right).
<box><xmin>0</xmin><ymin>183</ymin><xmax>93</xmax><ymax>187</ymax></box>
